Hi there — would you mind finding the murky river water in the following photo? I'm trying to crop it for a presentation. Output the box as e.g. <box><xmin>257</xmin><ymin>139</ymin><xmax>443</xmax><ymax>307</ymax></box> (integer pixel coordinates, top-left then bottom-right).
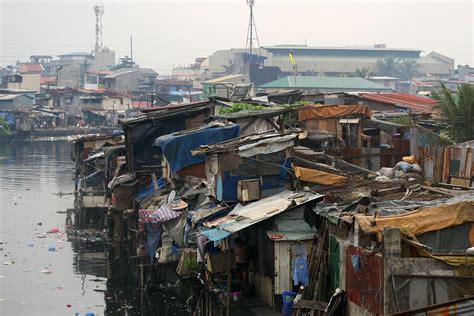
<box><xmin>0</xmin><ymin>141</ymin><xmax>107</xmax><ymax>316</ymax></box>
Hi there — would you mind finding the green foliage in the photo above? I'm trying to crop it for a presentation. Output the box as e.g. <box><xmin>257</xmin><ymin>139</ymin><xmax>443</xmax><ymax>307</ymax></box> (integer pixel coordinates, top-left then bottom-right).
<box><xmin>377</xmin><ymin>56</ymin><xmax>400</xmax><ymax>77</ymax></box>
<box><xmin>218</xmin><ymin>102</ymin><xmax>265</xmax><ymax>114</ymax></box>
<box><xmin>376</xmin><ymin>57</ymin><xmax>419</xmax><ymax>80</ymax></box>
<box><xmin>111</xmin><ymin>55</ymin><xmax>135</xmax><ymax>70</ymax></box>
<box><xmin>184</xmin><ymin>257</ymin><xmax>200</xmax><ymax>271</ymax></box>
<box><xmin>432</xmin><ymin>83</ymin><xmax>474</xmax><ymax>143</ymax></box>
<box><xmin>397</xmin><ymin>59</ymin><xmax>419</xmax><ymax>80</ymax></box>
<box><xmin>391</xmin><ymin>116</ymin><xmax>454</xmax><ymax>146</ymax></box>
<box><xmin>0</xmin><ymin>117</ymin><xmax>12</xmax><ymax>136</ymax></box>
<box><xmin>354</xmin><ymin>67</ymin><xmax>372</xmax><ymax>78</ymax></box>
<box><xmin>290</xmin><ymin>100</ymin><xmax>311</xmax><ymax>107</ymax></box>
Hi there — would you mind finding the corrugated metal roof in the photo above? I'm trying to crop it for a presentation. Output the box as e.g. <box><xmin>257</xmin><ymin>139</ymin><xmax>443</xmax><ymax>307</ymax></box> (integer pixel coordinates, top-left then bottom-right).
<box><xmin>359</xmin><ymin>92</ymin><xmax>437</xmax><ymax>113</ymax></box>
<box><xmin>199</xmin><ymin>190</ymin><xmax>324</xmax><ymax>241</ymax></box>
<box><xmin>203</xmin><ymin>74</ymin><xmax>245</xmax><ymax>84</ymax></box>
<box><xmin>262</xmin><ymin>45</ymin><xmax>422</xmax><ymax>53</ymax></box>
<box><xmin>58</xmin><ymin>52</ymin><xmax>92</xmax><ymax>57</ymax></box>
<box><xmin>260</xmin><ymin>76</ymin><xmax>392</xmax><ymax>91</ymax></box>
<box><xmin>0</xmin><ymin>94</ymin><xmax>20</xmax><ymax>100</ymax></box>
<box><xmin>0</xmin><ymin>94</ymin><xmax>33</xmax><ymax>100</ymax></box>
<box><xmin>19</xmin><ymin>63</ymin><xmax>44</xmax><ymax>73</ymax></box>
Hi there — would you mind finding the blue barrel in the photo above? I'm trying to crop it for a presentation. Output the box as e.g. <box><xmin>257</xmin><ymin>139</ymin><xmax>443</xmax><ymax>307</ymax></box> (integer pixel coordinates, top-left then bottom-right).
<box><xmin>282</xmin><ymin>291</ymin><xmax>297</xmax><ymax>316</ymax></box>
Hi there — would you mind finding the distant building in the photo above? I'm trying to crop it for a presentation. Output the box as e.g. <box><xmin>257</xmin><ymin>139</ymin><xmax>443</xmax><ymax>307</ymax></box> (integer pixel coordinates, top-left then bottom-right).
<box><xmin>83</xmin><ymin>70</ymin><xmax>111</xmax><ymax>90</ymax></box>
<box><xmin>259</xmin><ymin>76</ymin><xmax>393</xmax><ymax>93</ymax></box>
<box><xmin>53</xmin><ymin>88</ymin><xmax>133</xmax><ymax>115</ymax></box>
<box><xmin>171</xmin><ymin>57</ymin><xmax>210</xmax><ymax>88</ymax></box>
<box><xmin>208</xmin><ymin>49</ymin><xmax>247</xmax><ymax>77</ymax></box>
<box><xmin>103</xmin><ymin>68</ymin><xmax>158</xmax><ymax>94</ymax></box>
<box><xmin>202</xmin><ymin>74</ymin><xmax>249</xmax><ymax>98</ymax></box>
<box><xmin>78</xmin><ymin>89</ymin><xmax>133</xmax><ymax>112</ymax></box>
<box><xmin>457</xmin><ymin>65</ymin><xmax>474</xmax><ymax>82</ymax></box>
<box><xmin>206</xmin><ymin>45</ymin><xmax>454</xmax><ymax>82</ymax></box>
<box><xmin>57</xmin><ymin>64</ymin><xmax>83</xmax><ymax>89</ymax></box>
<box><xmin>262</xmin><ymin>45</ymin><xmax>454</xmax><ymax>78</ymax></box>
<box><xmin>26</xmin><ymin>49</ymin><xmax>116</xmax><ymax>87</ymax></box>
<box><xmin>89</xmin><ymin>48</ymin><xmax>116</xmax><ymax>71</ymax></box>
<box><xmin>0</xmin><ymin>93</ymin><xmax>34</xmax><ymax>110</ymax></box>
<box><xmin>155</xmin><ymin>79</ymin><xmax>193</xmax><ymax>95</ymax></box>
<box><xmin>367</xmin><ymin>76</ymin><xmax>398</xmax><ymax>90</ymax></box>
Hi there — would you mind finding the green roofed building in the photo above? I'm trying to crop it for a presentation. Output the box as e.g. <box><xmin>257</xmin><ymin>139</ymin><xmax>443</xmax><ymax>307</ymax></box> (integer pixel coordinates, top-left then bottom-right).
<box><xmin>259</xmin><ymin>76</ymin><xmax>393</xmax><ymax>93</ymax></box>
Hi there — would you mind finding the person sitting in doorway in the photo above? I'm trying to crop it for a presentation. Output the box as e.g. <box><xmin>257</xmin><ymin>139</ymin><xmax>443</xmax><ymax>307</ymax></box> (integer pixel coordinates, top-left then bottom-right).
<box><xmin>234</xmin><ymin>237</ymin><xmax>249</xmax><ymax>293</ymax></box>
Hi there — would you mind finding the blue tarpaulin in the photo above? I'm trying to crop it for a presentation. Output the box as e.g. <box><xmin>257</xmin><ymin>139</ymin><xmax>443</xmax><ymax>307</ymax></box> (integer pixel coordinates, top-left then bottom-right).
<box><xmin>153</xmin><ymin>124</ymin><xmax>240</xmax><ymax>173</ymax></box>
<box><xmin>0</xmin><ymin>112</ymin><xmax>16</xmax><ymax>128</ymax></box>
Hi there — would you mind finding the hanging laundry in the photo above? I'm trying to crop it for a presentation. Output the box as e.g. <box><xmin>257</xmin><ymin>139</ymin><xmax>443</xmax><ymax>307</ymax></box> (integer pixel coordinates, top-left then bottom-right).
<box><xmin>293</xmin><ymin>256</ymin><xmax>309</xmax><ymax>286</ymax></box>
<box><xmin>145</xmin><ymin>222</ymin><xmax>162</xmax><ymax>263</ymax></box>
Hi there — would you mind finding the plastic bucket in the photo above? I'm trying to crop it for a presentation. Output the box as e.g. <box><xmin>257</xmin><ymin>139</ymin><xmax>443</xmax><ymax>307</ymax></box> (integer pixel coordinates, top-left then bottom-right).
<box><xmin>282</xmin><ymin>291</ymin><xmax>297</xmax><ymax>316</ymax></box>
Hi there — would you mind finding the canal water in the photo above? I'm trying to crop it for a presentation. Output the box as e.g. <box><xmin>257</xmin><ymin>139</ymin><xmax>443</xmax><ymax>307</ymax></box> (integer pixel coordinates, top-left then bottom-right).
<box><xmin>0</xmin><ymin>141</ymin><xmax>107</xmax><ymax>316</ymax></box>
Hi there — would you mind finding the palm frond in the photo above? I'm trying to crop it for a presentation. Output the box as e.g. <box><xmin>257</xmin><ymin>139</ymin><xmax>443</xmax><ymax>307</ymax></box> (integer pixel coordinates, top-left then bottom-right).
<box><xmin>391</xmin><ymin>116</ymin><xmax>455</xmax><ymax>146</ymax></box>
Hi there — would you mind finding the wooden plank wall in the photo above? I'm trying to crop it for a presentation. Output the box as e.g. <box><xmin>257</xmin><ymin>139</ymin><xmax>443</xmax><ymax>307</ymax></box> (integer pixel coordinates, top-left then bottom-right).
<box><xmin>255</xmin><ymin>272</ymin><xmax>275</xmax><ymax>307</ymax></box>
<box><xmin>417</xmin><ymin>145</ymin><xmax>474</xmax><ymax>185</ymax></box>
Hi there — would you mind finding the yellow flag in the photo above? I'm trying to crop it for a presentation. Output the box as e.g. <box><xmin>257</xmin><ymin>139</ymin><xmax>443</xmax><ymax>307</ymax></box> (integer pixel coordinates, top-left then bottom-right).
<box><xmin>289</xmin><ymin>51</ymin><xmax>296</xmax><ymax>67</ymax></box>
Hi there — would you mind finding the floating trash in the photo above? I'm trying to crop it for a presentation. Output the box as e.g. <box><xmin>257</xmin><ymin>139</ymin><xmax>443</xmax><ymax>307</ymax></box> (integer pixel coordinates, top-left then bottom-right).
<box><xmin>48</xmin><ymin>246</ymin><xmax>56</xmax><ymax>252</ymax></box>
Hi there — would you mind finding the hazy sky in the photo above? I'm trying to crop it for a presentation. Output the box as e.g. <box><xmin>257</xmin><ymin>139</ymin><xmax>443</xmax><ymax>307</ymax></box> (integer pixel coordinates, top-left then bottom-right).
<box><xmin>1</xmin><ymin>0</ymin><xmax>473</xmax><ymax>74</ymax></box>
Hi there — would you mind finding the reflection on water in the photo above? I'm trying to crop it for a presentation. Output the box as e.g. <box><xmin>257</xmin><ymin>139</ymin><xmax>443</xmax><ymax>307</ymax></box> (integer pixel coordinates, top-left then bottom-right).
<box><xmin>0</xmin><ymin>141</ymin><xmax>191</xmax><ymax>316</ymax></box>
<box><xmin>0</xmin><ymin>141</ymin><xmax>107</xmax><ymax>315</ymax></box>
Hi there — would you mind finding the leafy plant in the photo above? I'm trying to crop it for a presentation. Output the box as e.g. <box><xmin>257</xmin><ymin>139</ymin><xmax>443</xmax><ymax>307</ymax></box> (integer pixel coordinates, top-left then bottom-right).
<box><xmin>354</xmin><ymin>67</ymin><xmax>372</xmax><ymax>78</ymax></box>
<box><xmin>396</xmin><ymin>59</ymin><xmax>419</xmax><ymax>80</ymax></box>
<box><xmin>0</xmin><ymin>117</ymin><xmax>12</xmax><ymax>136</ymax></box>
<box><xmin>432</xmin><ymin>83</ymin><xmax>474</xmax><ymax>143</ymax></box>
<box><xmin>391</xmin><ymin>115</ymin><xmax>454</xmax><ymax>146</ymax></box>
<box><xmin>218</xmin><ymin>102</ymin><xmax>265</xmax><ymax>114</ymax></box>
<box><xmin>376</xmin><ymin>56</ymin><xmax>400</xmax><ymax>77</ymax></box>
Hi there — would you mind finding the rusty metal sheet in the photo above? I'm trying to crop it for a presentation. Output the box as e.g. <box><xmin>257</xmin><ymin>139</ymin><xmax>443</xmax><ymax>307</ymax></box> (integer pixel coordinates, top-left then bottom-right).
<box><xmin>345</xmin><ymin>245</ymin><xmax>384</xmax><ymax>314</ymax></box>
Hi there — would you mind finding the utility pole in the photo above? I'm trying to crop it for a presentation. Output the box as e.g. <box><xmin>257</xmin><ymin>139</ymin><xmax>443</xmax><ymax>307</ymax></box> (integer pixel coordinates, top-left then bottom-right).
<box><xmin>130</xmin><ymin>34</ymin><xmax>133</xmax><ymax>63</ymax></box>
<box><xmin>150</xmin><ymin>92</ymin><xmax>154</xmax><ymax>108</ymax></box>
<box><xmin>93</xmin><ymin>4</ymin><xmax>105</xmax><ymax>53</ymax></box>
<box><xmin>245</xmin><ymin>0</ymin><xmax>261</xmax><ymax>76</ymax></box>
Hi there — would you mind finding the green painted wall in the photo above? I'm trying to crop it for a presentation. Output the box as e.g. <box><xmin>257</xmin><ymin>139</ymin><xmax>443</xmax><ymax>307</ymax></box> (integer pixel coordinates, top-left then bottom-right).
<box><xmin>328</xmin><ymin>234</ymin><xmax>341</xmax><ymax>292</ymax></box>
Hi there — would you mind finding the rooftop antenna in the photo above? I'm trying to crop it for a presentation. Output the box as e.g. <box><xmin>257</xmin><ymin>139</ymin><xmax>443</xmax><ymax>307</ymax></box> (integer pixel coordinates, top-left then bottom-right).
<box><xmin>245</xmin><ymin>0</ymin><xmax>261</xmax><ymax>70</ymax></box>
<box><xmin>93</xmin><ymin>4</ymin><xmax>105</xmax><ymax>52</ymax></box>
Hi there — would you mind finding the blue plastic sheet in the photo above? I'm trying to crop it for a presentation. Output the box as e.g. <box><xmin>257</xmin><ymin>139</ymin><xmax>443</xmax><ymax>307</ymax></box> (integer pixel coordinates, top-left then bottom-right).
<box><xmin>153</xmin><ymin>124</ymin><xmax>240</xmax><ymax>173</ymax></box>
<box><xmin>0</xmin><ymin>112</ymin><xmax>16</xmax><ymax>128</ymax></box>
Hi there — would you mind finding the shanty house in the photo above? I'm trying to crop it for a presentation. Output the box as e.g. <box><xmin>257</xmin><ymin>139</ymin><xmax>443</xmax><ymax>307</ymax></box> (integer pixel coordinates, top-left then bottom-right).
<box><xmin>120</xmin><ymin>101</ymin><xmax>216</xmax><ymax>175</ymax></box>
<box><xmin>212</xmin><ymin>106</ymin><xmax>291</xmax><ymax>135</ymax></box>
<box><xmin>192</xmin><ymin>132</ymin><xmax>299</xmax><ymax>202</ymax></box>
<box><xmin>0</xmin><ymin>94</ymin><xmax>34</xmax><ymax>110</ymax></box>
<box><xmin>355</xmin><ymin>92</ymin><xmax>438</xmax><ymax>116</ymax></box>
<box><xmin>153</xmin><ymin>122</ymin><xmax>240</xmax><ymax>182</ymax></box>
<box><xmin>297</xmin><ymin>104</ymin><xmax>372</xmax><ymax>148</ymax></box>
<box><xmin>103</xmin><ymin>68</ymin><xmax>158</xmax><ymax>94</ymax></box>
<box><xmin>312</xmin><ymin>193</ymin><xmax>474</xmax><ymax>315</ymax></box>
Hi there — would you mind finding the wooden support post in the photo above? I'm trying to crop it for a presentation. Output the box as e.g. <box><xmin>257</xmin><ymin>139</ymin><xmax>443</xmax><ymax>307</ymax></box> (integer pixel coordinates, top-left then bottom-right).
<box><xmin>226</xmin><ymin>237</ymin><xmax>231</xmax><ymax>316</ymax></box>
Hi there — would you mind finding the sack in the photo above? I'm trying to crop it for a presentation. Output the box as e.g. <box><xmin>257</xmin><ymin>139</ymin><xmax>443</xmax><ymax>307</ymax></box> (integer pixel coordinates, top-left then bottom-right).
<box><xmin>402</xmin><ymin>155</ymin><xmax>416</xmax><ymax>164</ymax></box>
<box><xmin>378</xmin><ymin>167</ymin><xmax>395</xmax><ymax>179</ymax></box>
<box><xmin>411</xmin><ymin>163</ymin><xmax>422</xmax><ymax>173</ymax></box>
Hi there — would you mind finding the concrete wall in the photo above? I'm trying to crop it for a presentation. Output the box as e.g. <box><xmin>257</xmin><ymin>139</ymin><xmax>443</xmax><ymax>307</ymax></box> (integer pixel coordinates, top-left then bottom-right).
<box><xmin>58</xmin><ymin>64</ymin><xmax>82</xmax><ymax>88</ymax></box>
<box><xmin>19</xmin><ymin>74</ymin><xmax>41</xmax><ymax>92</ymax></box>
<box><xmin>102</xmin><ymin>96</ymin><xmax>132</xmax><ymax>111</ymax></box>
<box><xmin>382</xmin><ymin>228</ymin><xmax>474</xmax><ymax>314</ymax></box>
<box><xmin>91</xmin><ymin>50</ymin><xmax>115</xmax><ymax>71</ymax></box>
<box><xmin>208</xmin><ymin>49</ymin><xmax>247</xmax><ymax>77</ymax></box>
<box><xmin>104</xmin><ymin>71</ymin><xmax>143</xmax><ymax>93</ymax></box>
